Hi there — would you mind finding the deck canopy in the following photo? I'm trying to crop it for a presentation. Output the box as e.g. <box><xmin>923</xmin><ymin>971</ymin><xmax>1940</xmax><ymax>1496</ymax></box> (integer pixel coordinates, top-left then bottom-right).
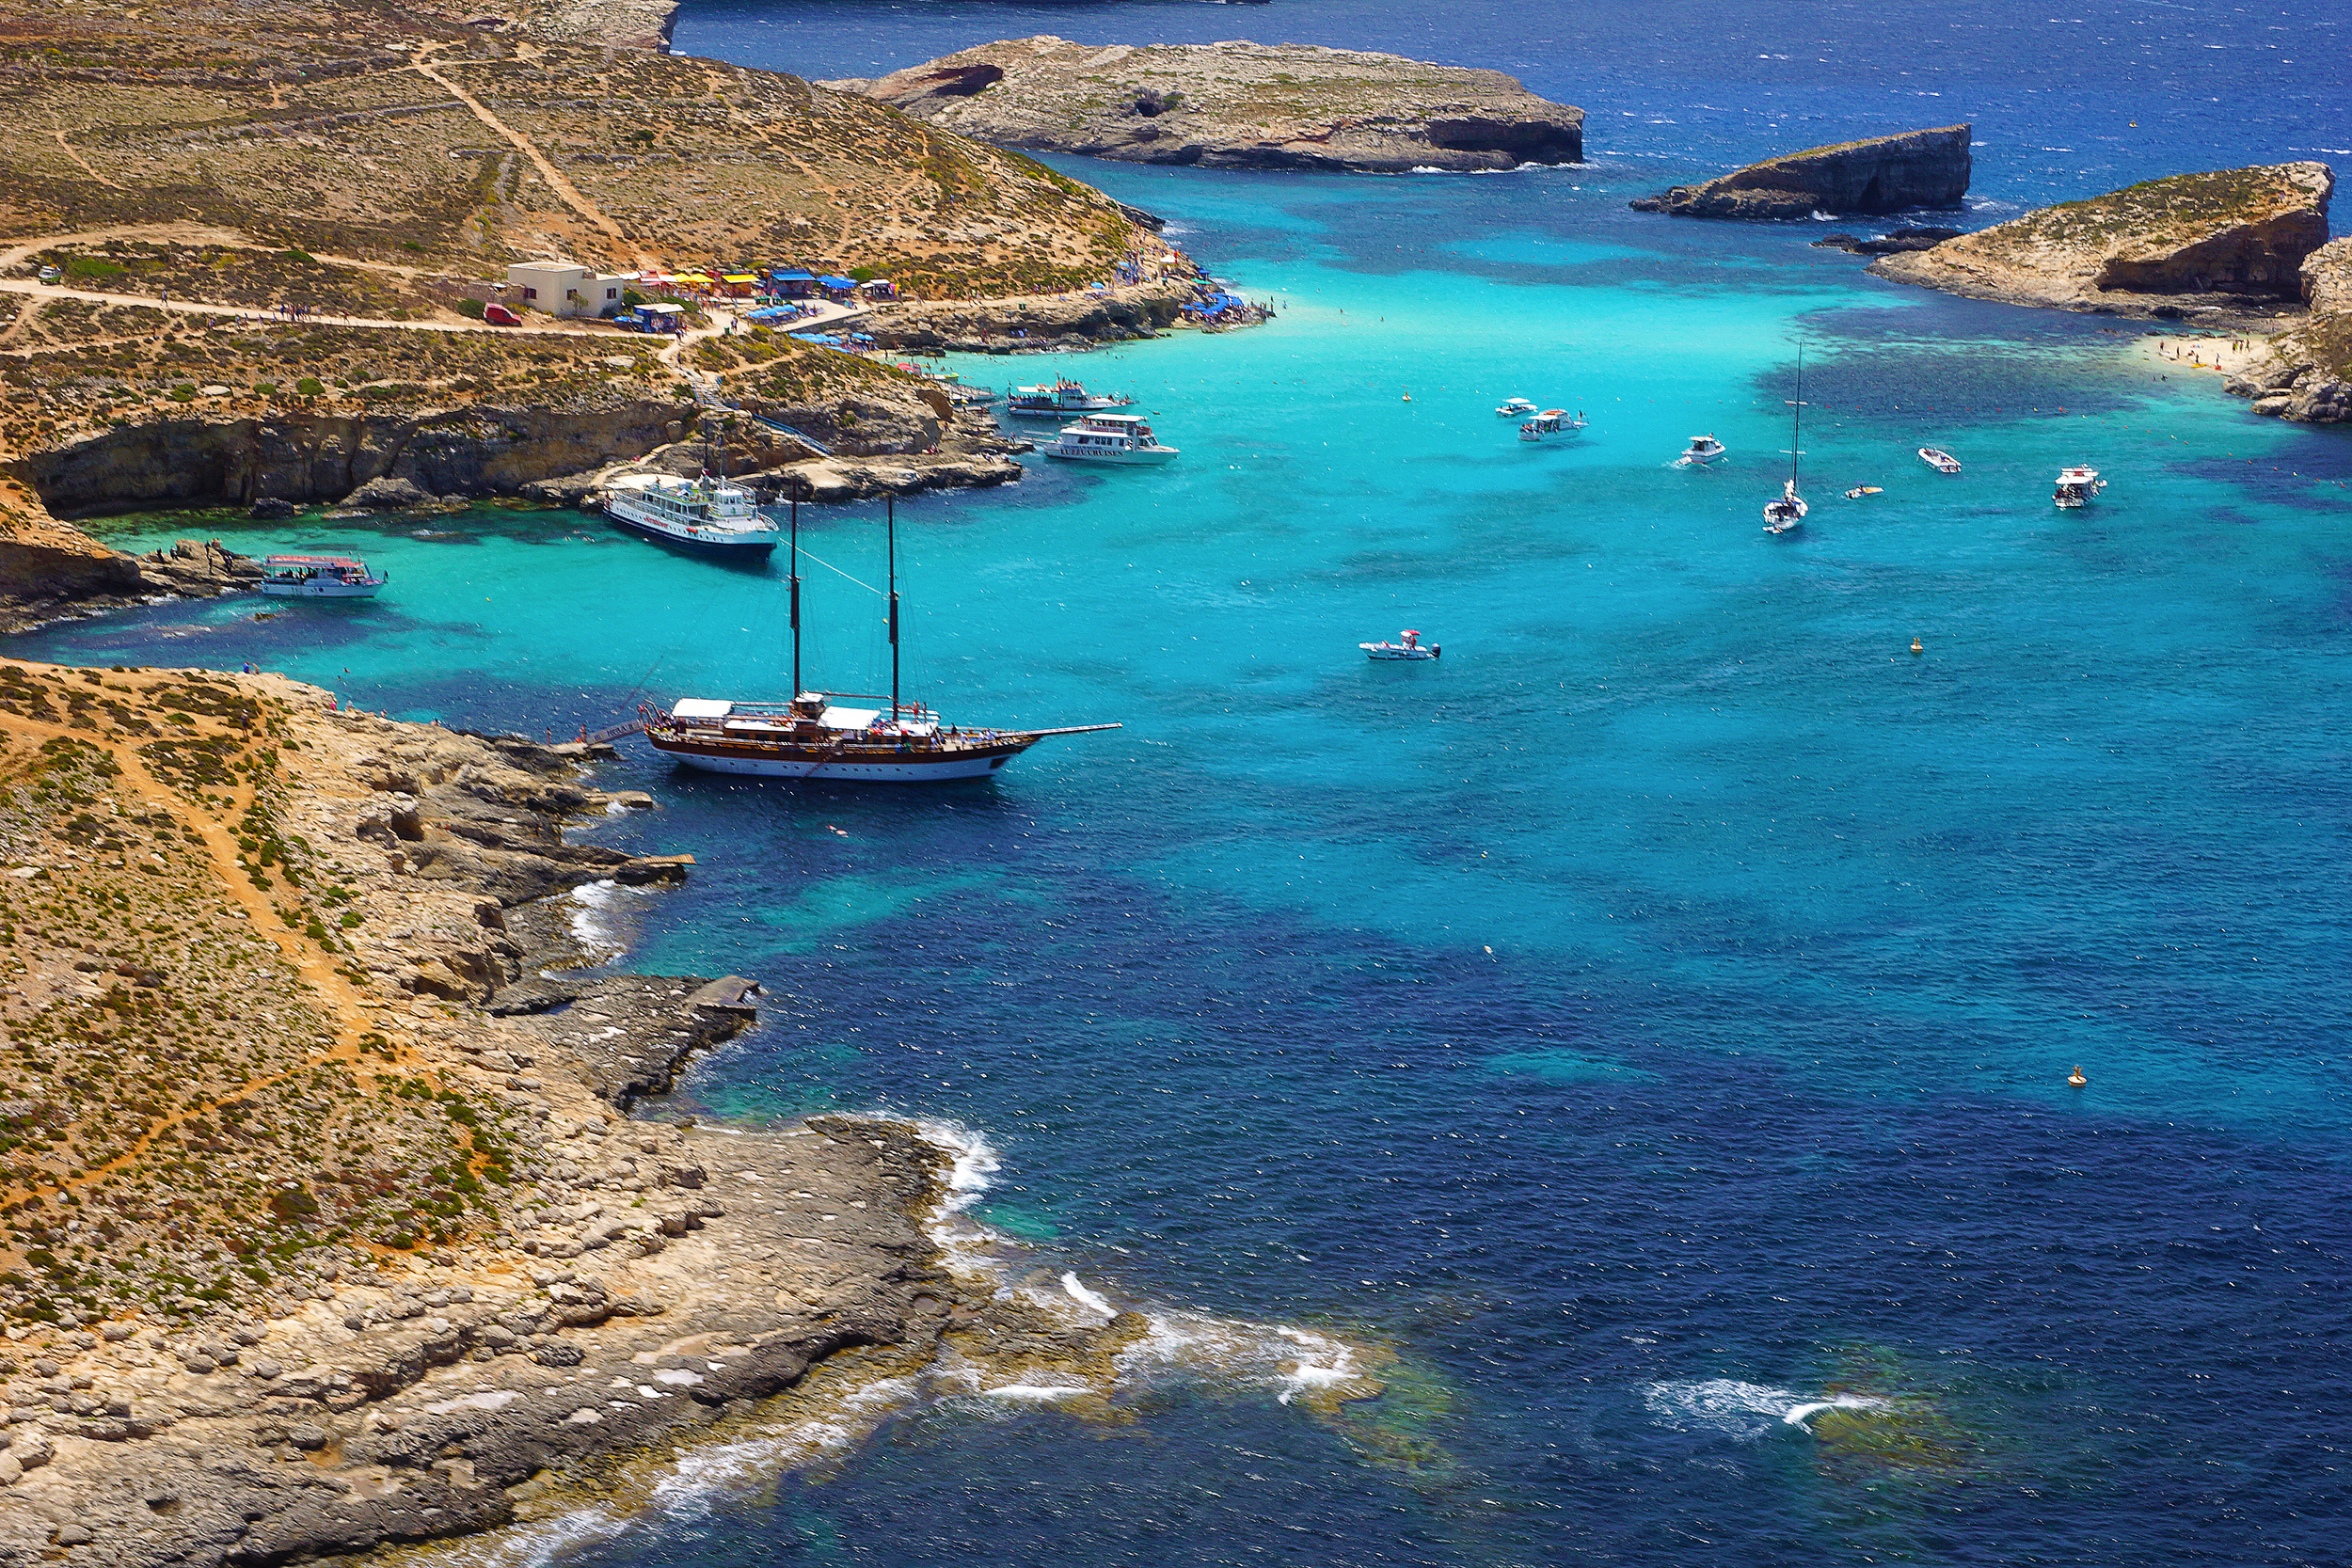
<box><xmin>672</xmin><ymin>699</ymin><xmax>735</xmax><ymax>720</ymax></box>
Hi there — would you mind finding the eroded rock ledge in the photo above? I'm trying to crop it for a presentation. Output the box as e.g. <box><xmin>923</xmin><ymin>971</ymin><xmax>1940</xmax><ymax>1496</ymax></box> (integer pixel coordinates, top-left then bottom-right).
<box><xmin>834</xmin><ymin>36</ymin><xmax>1584</xmax><ymax>173</ymax></box>
<box><xmin>2224</xmin><ymin>236</ymin><xmax>2352</xmax><ymax>422</ymax></box>
<box><xmin>1867</xmin><ymin>161</ymin><xmax>2334</xmax><ymax>316</ymax></box>
<box><xmin>0</xmin><ymin>674</ymin><xmax>1137</xmax><ymax>1566</ymax></box>
<box><xmin>1631</xmin><ymin>126</ymin><xmax>1971</xmax><ymax>220</ymax></box>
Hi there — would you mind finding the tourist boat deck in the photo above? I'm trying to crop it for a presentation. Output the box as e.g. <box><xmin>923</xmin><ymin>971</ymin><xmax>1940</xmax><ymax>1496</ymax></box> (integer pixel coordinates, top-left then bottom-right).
<box><xmin>258</xmin><ymin>555</ymin><xmax>387</xmax><ymax>598</ymax></box>
<box><xmin>1042</xmin><ymin>412</ymin><xmax>1179</xmax><ymax>465</ymax></box>
<box><xmin>1519</xmin><ymin>409</ymin><xmax>1586</xmax><ymax>441</ymax></box>
<box><xmin>1360</xmin><ymin>628</ymin><xmax>1441</xmax><ymax>661</ymax></box>
<box><xmin>1919</xmin><ymin>446</ymin><xmax>1963</xmax><ymax>474</ymax></box>
<box><xmin>1677</xmin><ymin>434</ymin><xmax>1726</xmax><ymax>467</ymax></box>
<box><xmin>1006</xmin><ymin>379</ymin><xmax>1135</xmax><ymax>417</ymax></box>
<box><xmin>602</xmin><ymin>472</ymin><xmax>779</xmax><ymax>554</ymax></box>
<box><xmin>2054</xmin><ymin>465</ymin><xmax>2107</xmax><ymax>508</ymax></box>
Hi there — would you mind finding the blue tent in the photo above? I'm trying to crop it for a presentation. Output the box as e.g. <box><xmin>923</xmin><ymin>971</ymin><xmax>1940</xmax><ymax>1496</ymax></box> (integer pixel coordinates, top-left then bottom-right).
<box><xmin>817</xmin><ymin>275</ymin><xmax>858</xmax><ymax>290</ymax></box>
<box><xmin>769</xmin><ymin>268</ymin><xmax>816</xmax><ymax>281</ymax></box>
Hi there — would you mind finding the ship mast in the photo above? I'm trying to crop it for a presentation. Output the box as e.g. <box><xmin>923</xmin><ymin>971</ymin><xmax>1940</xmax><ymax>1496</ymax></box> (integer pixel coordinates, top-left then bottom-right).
<box><xmin>886</xmin><ymin>498</ymin><xmax>900</xmax><ymax>718</ymax></box>
<box><xmin>1788</xmin><ymin>345</ymin><xmax>1804</xmax><ymax>487</ymax></box>
<box><xmin>787</xmin><ymin>498</ymin><xmax>802</xmax><ymax>696</ymax></box>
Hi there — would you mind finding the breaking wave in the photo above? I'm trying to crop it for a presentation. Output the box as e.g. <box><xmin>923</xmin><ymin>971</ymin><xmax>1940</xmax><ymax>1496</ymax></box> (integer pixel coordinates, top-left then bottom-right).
<box><xmin>1644</xmin><ymin>1377</ymin><xmax>1890</xmax><ymax>1441</ymax></box>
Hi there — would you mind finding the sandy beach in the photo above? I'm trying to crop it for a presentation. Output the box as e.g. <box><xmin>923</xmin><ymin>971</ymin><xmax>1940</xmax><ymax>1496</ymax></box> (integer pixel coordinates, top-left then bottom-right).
<box><xmin>2136</xmin><ymin>331</ymin><xmax>2271</xmax><ymax>376</ymax></box>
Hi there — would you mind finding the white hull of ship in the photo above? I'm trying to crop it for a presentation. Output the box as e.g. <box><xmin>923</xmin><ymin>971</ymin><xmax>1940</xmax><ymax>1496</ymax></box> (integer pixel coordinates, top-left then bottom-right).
<box><xmin>648</xmin><ymin>736</ymin><xmax>1033</xmax><ymax>781</ymax></box>
<box><xmin>1041</xmin><ymin>446</ymin><xmax>1177</xmax><ymax>465</ymax></box>
<box><xmin>604</xmin><ymin>499</ymin><xmax>778</xmax><ymax>553</ymax></box>
<box><xmin>258</xmin><ymin>579</ymin><xmax>383</xmax><ymax>598</ymax></box>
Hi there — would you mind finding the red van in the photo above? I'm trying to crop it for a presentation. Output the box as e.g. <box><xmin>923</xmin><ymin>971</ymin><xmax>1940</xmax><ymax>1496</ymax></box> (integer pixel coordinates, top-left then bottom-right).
<box><xmin>482</xmin><ymin>303</ymin><xmax>521</xmax><ymax>325</ymax></box>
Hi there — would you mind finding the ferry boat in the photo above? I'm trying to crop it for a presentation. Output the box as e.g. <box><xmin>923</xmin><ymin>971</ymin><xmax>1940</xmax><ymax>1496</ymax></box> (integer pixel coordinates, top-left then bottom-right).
<box><xmin>642</xmin><ymin>500</ymin><xmax>1119</xmax><ymax>783</ymax></box>
<box><xmin>257</xmin><ymin>555</ymin><xmax>387</xmax><ymax>598</ymax></box>
<box><xmin>1918</xmin><ymin>446</ymin><xmax>1963</xmax><ymax>474</ymax></box>
<box><xmin>1495</xmin><ymin>397</ymin><xmax>1539</xmax><ymax>418</ymax></box>
<box><xmin>1763</xmin><ymin>350</ymin><xmax>1808</xmax><ymax>534</ymax></box>
<box><xmin>1041</xmin><ymin>412</ymin><xmax>1178</xmax><ymax>465</ymax></box>
<box><xmin>1005</xmin><ymin>379</ymin><xmax>1134</xmax><ymax>417</ymax></box>
<box><xmin>601</xmin><ymin>472</ymin><xmax>779</xmax><ymax>555</ymax></box>
<box><xmin>1518</xmin><ymin>409</ymin><xmax>1586</xmax><ymax>441</ymax></box>
<box><xmin>2054</xmin><ymin>466</ymin><xmax>2107</xmax><ymax>508</ymax></box>
<box><xmin>1677</xmin><ymin>434</ymin><xmax>1726</xmax><ymax>467</ymax></box>
<box><xmin>1360</xmin><ymin>628</ymin><xmax>1440</xmax><ymax>661</ymax></box>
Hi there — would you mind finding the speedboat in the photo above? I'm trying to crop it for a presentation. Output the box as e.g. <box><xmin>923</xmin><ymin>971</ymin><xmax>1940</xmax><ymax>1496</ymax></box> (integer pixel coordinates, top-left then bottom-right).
<box><xmin>1495</xmin><ymin>397</ymin><xmax>1539</xmax><ymax>418</ymax></box>
<box><xmin>1918</xmin><ymin>446</ymin><xmax>1963</xmax><ymax>474</ymax></box>
<box><xmin>1041</xmin><ymin>412</ymin><xmax>1178</xmax><ymax>464</ymax></box>
<box><xmin>257</xmin><ymin>555</ymin><xmax>387</xmax><ymax>598</ymax></box>
<box><xmin>1677</xmin><ymin>434</ymin><xmax>1726</xmax><ymax>467</ymax></box>
<box><xmin>1518</xmin><ymin>408</ymin><xmax>1586</xmax><ymax>441</ymax></box>
<box><xmin>1844</xmin><ymin>484</ymin><xmax>1883</xmax><ymax>499</ymax></box>
<box><xmin>2053</xmin><ymin>466</ymin><xmax>2106</xmax><ymax>508</ymax></box>
<box><xmin>1360</xmin><ymin>628</ymin><xmax>1440</xmax><ymax>661</ymax></box>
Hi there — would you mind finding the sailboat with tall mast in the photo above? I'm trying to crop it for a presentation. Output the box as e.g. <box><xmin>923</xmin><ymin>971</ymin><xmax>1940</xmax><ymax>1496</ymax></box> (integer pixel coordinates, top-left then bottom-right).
<box><xmin>641</xmin><ymin>499</ymin><xmax>1120</xmax><ymax>782</ymax></box>
<box><xmin>1763</xmin><ymin>348</ymin><xmax>1809</xmax><ymax>535</ymax></box>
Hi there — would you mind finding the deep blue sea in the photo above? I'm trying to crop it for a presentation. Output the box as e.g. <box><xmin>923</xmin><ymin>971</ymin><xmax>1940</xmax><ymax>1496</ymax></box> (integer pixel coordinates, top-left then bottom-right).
<box><xmin>14</xmin><ymin>1</ymin><xmax>2352</xmax><ymax>1562</ymax></box>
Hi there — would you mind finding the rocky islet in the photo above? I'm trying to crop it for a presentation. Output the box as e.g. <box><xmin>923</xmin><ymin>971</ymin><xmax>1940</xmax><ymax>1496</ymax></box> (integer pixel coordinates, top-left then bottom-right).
<box><xmin>834</xmin><ymin>35</ymin><xmax>1584</xmax><ymax>173</ymax></box>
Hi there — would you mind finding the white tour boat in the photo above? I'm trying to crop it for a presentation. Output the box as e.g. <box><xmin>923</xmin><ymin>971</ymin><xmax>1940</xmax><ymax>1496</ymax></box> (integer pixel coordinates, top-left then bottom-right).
<box><xmin>257</xmin><ymin>555</ymin><xmax>387</xmax><ymax>598</ymax></box>
<box><xmin>1006</xmin><ymin>379</ymin><xmax>1135</xmax><ymax>417</ymax></box>
<box><xmin>643</xmin><ymin>500</ymin><xmax>1119</xmax><ymax>783</ymax></box>
<box><xmin>1041</xmin><ymin>412</ymin><xmax>1178</xmax><ymax>465</ymax></box>
<box><xmin>1518</xmin><ymin>408</ymin><xmax>1586</xmax><ymax>441</ymax></box>
<box><xmin>1495</xmin><ymin>396</ymin><xmax>1539</xmax><ymax>419</ymax></box>
<box><xmin>2054</xmin><ymin>466</ymin><xmax>2107</xmax><ymax>508</ymax></box>
<box><xmin>602</xmin><ymin>472</ymin><xmax>779</xmax><ymax>555</ymax></box>
<box><xmin>1360</xmin><ymin>628</ymin><xmax>1441</xmax><ymax>662</ymax></box>
<box><xmin>1918</xmin><ymin>446</ymin><xmax>1963</xmax><ymax>475</ymax></box>
<box><xmin>1763</xmin><ymin>350</ymin><xmax>1809</xmax><ymax>534</ymax></box>
<box><xmin>1677</xmin><ymin>434</ymin><xmax>1726</xmax><ymax>467</ymax></box>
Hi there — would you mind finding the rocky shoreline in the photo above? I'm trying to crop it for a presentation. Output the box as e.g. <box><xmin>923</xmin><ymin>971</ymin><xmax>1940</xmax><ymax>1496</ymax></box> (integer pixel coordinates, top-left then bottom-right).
<box><xmin>834</xmin><ymin>35</ymin><xmax>1583</xmax><ymax>173</ymax></box>
<box><xmin>0</xmin><ymin>669</ymin><xmax>1179</xmax><ymax>1565</ymax></box>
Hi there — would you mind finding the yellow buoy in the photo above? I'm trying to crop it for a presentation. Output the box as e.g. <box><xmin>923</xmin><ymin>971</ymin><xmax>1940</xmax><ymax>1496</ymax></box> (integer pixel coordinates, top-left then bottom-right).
<box><xmin>1910</xmin><ymin>637</ymin><xmax>1924</xmax><ymax>655</ymax></box>
<box><xmin>2067</xmin><ymin>1066</ymin><xmax>2088</xmax><ymax>1087</ymax></box>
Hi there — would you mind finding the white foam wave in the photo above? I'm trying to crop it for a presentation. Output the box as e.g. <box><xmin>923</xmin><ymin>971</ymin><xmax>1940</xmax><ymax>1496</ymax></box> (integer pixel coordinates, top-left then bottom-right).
<box><xmin>1645</xmin><ymin>1377</ymin><xmax>1890</xmax><ymax>1440</ymax></box>
<box><xmin>564</xmin><ymin>878</ymin><xmax>636</xmax><ymax>962</ymax></box>
<box><xmin>1061</xmin><ymin>1271</ymin><xmax>1115</xmax><ymax>1317</ymax></box>
<box><xmin>980</xmin><ymin>1383</ymin><xmax>1090</xmax><ymax>1401</ymax></box>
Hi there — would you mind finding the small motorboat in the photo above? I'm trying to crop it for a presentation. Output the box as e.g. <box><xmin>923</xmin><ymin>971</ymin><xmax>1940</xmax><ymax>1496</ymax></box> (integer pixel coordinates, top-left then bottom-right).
<box><xmin>1361</xmin><ymin>628</ymin><xmax>1440</xmax><ymax>662</ymax></box>
<box><xmin>1844</xmin><ymin>484</ymin><xmax>1883</xmax><ymax>499</ymax></box>
<box><xmin>1518</xmin><ymin>408</ymin><xmax>1586</xmax><ymax>441</ymax></box>
<box><xmin>1918</xmin><ymin>446</ymin><xmax>1963</xmax><ymax>474</ymax></box>
<box><xmin>2053</xmin><ymin>465</ymin><xmax>2106</xmax><ymax>508</ymax></box>
<box><xmin>1495</xmin><ymin>397</ymin><xmax>1539</xmax><ymax>418</ymax></box>
<box><xmin>257</xmin><ymin>555</ymin><xmax>388</xmax><ymax>598</ymax></box>
<box><xmin>1677</xmin><ymin>434</ymin><xmax>1726</xmax><ymax>467</ymax></box>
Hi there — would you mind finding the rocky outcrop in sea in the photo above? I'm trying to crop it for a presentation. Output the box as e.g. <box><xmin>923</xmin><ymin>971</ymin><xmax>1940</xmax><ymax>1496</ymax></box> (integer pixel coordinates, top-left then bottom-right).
<box><xmin>1867</xmin><ymin>161</ymin><xmax>2334</xmax><ymax>316</ymax></box>
<box><xmin>1630</xmin><ymin>126</ymin><xmax>1971</xmax><ymax>220</ymax></box>
<box><xmin>832</xmin><ymin>36</ymin><xmax>1583</xmax><ymax>173</ymax></box>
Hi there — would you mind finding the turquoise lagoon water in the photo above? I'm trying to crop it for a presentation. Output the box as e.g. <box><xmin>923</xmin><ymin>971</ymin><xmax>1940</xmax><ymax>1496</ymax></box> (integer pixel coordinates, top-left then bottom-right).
<box><xmin>16</xmin><ymin>11</ymin><xmax>2352</xmax><ymax>1563</ymax></box>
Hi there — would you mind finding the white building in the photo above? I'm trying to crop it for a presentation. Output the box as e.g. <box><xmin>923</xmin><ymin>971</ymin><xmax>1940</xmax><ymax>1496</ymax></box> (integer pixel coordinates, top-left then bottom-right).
<box><xmin>504</xmin><ymin>260</ymin><xmax>634</xmax><ymax>319</ymax></box>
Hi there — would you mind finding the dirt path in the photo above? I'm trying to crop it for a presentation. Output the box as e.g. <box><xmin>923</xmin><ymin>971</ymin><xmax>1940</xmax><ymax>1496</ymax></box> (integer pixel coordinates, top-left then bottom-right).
<box><xmin>411</xmin><ymin>53</ymin><xmax>657</xmax><ymax>270</ymax></box>
<box><xmin>0</xmin><ymin>276</ymin><xmax>604</xmax><ymax>337</ymax></box>
<box><xmin>0</xmin><ymin>674</ymin><xmax>387</xmax><ymax>1208</ymax></box>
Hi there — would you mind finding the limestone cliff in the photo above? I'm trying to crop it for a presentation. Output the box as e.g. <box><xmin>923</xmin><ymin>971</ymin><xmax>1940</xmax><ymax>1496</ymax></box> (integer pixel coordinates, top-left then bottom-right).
<box><xmin>1869</xmin><ymin>162</ymin><xmax>2334</xmax><ymax>313</ymax></box>
<box><xmin>2225</xmin><ymin>236</ymin><xmax>2352</xmax><ymax>423</ymax></box>
<box><xmin>835</xmin><ymin>36</ymin><xmax>1583</xmax><ymax>173</ymax></box>
<box><xmin>1631</xmin><ymin>126</ymin><xmax>1971</xmax><ymax>220</ymax></box>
